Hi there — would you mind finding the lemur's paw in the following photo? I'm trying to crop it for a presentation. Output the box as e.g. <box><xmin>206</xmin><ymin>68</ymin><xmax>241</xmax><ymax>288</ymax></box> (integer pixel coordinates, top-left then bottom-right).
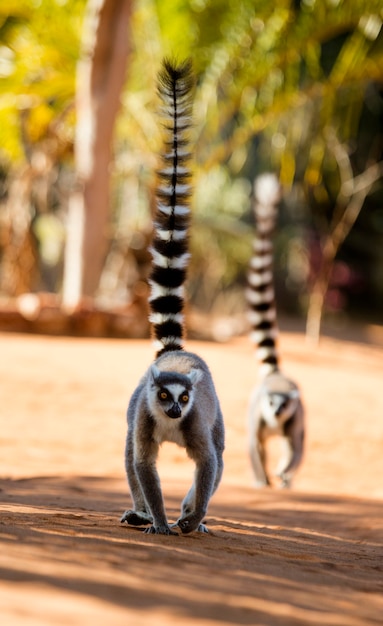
<box><xmin>143</xmin><ymin>524</ymin><xmax>178</xmax><ymax>536</ymax></box>
<box><xmin>197</xmin><ymin>523</ymin><xmax>209</xmax><ymax>533</ymax></box>
<box><xmin>253</xmin><ymin>480</ymin><xmax>270</xmax><ymax>489</ymax></box>
<box><xmin>176</xmin><ymin>514</ymin><xmax>205</xmax><ymax>534</ymax></box>
<box><xmin>175</xmin><ymin>520</ymin><xmax>208</xmax><ymax>533</ymax></box>
<box><xmin>279</xmin><ymin>478</ymin><xmax>292</xmax><ymax>489</ymax></box>
<box><xmin>276</xmin><ymin>472</ymin><xmax>292</xmax><ymax>489</ymax></box>
<box><xmin>120</xmin><ymin>510</ymin><xmax>152</xmax><ymax>526</ymax></box>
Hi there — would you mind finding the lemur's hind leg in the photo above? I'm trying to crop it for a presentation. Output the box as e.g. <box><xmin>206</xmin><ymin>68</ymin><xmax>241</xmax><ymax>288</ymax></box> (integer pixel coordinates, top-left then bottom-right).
<box><xmin>276</xmin><ymin>429</ymin><xmax>304</xmax><ymax>488</ymax></box>
<box><xmin>180</xmin><ymin>484</ymin><xmax>195</xmax><ymax>517</ymax></box>
<box><xmin>177</xmin><ymin>452</ymin><xmax>223</xmax><ymax>533</ymax></box>
<box><xmin>275</xmin><ymin>436</ymin><xmax>294</xmax><ymax>488</ymax></box>
<box><xmin>249</xmin><ymin>437</ymin><xmax>270</xmax><ymax>487</ymax></box>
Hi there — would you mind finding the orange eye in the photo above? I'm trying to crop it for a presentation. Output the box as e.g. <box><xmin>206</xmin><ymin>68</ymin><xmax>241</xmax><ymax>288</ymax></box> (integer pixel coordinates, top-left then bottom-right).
<box><xmin>160</xmin><ymin>391</ymin><xmax>168</xmax><ymax>400</ymax></box>
<box><xmin>181</xmin><ymin>394</ymin><xmax>189</xmax><ymax>403</ymax></box>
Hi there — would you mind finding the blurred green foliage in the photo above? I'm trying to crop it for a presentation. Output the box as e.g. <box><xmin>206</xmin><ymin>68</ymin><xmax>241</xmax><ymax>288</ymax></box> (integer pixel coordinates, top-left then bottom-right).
<box><xmin>0</xmin><ymin>0</ymin><xmax>84</xmax><ymax>162</ymax></box>
<box><xmin>1</xmin><ymin>0</ymin><xmax>383</xmax><ymax>323</ymax></box>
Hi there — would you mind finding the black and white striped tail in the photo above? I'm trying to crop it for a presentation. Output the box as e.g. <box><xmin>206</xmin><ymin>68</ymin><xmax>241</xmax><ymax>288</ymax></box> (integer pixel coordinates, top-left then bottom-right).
<box><xmin>149</xmin><ymin>59</ymin><xmax>194</xmax><ymax>357</ymax></box>
<box><xmin>247</xmin><ymin>174</ymin><xmax>281</xmax><ymax>377</ymax></box>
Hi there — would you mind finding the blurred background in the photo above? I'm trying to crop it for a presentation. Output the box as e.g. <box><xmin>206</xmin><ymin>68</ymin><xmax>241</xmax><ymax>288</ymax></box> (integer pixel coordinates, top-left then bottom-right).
<box><xmin>0</xmin><ymin>0</ymin><xmax>382</xmax><ymax>342</ymax></box>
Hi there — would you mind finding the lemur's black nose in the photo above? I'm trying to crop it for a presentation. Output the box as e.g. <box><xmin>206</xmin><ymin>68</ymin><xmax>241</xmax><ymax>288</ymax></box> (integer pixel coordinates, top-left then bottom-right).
<box><xmin>166</xmin><ymin>404</ymin><xmax>181</xmax><ymax>419</ymax></box>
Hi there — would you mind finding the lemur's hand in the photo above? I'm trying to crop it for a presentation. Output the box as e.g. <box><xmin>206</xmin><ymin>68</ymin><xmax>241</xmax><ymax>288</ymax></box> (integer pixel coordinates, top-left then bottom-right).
<box><xmin>176</xmin><ymin>512</ymin><xmax>206</xmax><ymax>534</ymax></box>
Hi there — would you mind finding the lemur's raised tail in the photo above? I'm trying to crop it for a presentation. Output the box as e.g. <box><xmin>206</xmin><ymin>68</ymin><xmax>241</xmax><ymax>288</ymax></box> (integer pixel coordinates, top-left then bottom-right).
<box><xmin>247</xmin><ymin>174</ymin><xmax>281</xmax><ymax>378</ymax></box>
<box><xmin>121</xmin><ymin>59</ymin><xmax>224</xmax><ymax>535</ymax></box>
<box><xmin>149</xmin><ymin>59</ymin><xmax>193</xmax><ymax>357</ymax></box>
<box><xmin>247</xmin><ymin>174</ymin><xmax>304</xmax><ymax>488</ymax></box>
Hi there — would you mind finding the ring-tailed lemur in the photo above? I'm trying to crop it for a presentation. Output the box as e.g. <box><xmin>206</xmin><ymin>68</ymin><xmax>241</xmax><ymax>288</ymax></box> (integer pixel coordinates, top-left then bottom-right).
<box><xmin>247</xmin><ymin>174</ymin><xmax>304</xmax><ymax>488</ymax></box>
<box><xmin>121</xmin><ymin>59</ymin><xmax>225</xmax><ymax>535</ymax></box>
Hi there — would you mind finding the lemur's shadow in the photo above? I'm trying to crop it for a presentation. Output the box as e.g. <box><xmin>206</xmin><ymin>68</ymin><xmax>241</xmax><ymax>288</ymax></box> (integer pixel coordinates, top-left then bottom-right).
<box><xmin>1</xmin><ymin>475</ymin><xmax>382</xmax><ymax>626</ymax></box>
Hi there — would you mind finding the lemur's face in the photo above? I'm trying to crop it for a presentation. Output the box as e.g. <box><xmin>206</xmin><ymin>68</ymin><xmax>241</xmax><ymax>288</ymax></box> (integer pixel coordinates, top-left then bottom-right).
<box><xmin>148</xmin><ymin>364</ymin><xmax>202</xmax><ymax>420</ymax></box>
<box><xmin>261</xmin><ymin>391</ymin><xmax>299</xmax><ymax>427</ymax></box>
<box><xmin>156</xmin><ymin>383</ymin><xmax>191</xmax><ymax>419</ymax></box>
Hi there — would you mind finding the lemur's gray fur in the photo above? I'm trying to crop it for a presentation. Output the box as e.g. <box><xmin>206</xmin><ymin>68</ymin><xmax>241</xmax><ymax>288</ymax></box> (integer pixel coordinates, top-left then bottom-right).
<box><xmin>247</xmin><ymin>174</ymin><xmax>304</xmax><ymax>488</ymax></box>
<box><xmin>121</xmin><ymin>59</ymin><xmax>224</xmax><ymax>534</ymax></box>
<box><xmin>248</xmin><ymin>371</ymin><xmax>304</xmax><ymax>488</ymax></box>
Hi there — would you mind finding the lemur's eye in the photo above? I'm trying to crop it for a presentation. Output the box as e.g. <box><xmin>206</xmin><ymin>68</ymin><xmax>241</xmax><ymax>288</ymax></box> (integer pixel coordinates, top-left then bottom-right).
<box><xmin>181</xmin><ymin>394</ymin><xmax>189</xmax><ymax>403</ymax></box>
<box><xmin>159</xmin><ymin>391</ymin><xmax>168</xmax><ymax>400</ymax></box>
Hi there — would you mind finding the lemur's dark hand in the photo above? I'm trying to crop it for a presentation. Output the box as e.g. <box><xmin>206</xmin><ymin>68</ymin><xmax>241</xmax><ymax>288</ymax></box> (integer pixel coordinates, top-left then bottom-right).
<box><xmin>176</xmin><ymin>513</ymin><xmax>205</xmax><ymax>534</ymax></box>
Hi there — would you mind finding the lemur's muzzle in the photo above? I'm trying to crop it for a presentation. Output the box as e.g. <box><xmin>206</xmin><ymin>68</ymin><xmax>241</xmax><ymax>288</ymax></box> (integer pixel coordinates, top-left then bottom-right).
<box><xmin>275</xmin><ymin>400</ymin><xmax>288</xmax><ymax>417</ymax></box>
<box><xmin>166</xmin><ymin>403</ymin><xmax>182</xmax><ymax>419</ymax></box>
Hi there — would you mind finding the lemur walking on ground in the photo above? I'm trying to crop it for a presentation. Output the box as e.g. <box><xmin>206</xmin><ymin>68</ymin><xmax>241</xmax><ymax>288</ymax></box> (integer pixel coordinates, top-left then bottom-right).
<box><xmin>121</xmin><ymin>59</ymin><xmax>225</xmax><ymax>535</ymax></box>
<box><xmin>247</xmin><ymin>174</ymin><xmax>304</xmax><ymax>488</ymax></box>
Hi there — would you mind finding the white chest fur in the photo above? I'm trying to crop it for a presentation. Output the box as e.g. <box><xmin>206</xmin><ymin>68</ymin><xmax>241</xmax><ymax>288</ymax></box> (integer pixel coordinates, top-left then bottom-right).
<box><xmin>153</xmin><ymin>415</ymin><xmax>185</xmax><ymax>447</ymax></box>
<box><xmin>260</xmin><ymin>396</ymin><xmax>282</xmax><ymax>431</ymax></box>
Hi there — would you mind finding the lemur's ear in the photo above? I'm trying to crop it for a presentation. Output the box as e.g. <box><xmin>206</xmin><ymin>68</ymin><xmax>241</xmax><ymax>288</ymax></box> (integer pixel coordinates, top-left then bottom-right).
<box><xmin>149</xmin><ymin>364</ymin><xmax>161</xmax><ymax>384</ymax></box>
<box><xmin>187</xmin><ymin>368</ymin><xmax>203</xmax><ymax>386</ymax></box>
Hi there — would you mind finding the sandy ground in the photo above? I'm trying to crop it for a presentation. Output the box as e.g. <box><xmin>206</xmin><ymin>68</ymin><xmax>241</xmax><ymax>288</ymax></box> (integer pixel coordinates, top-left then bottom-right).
<box><xmin>1</xmin><ymin>329</ymin><xmax>382</xmax><ymax>625</ymax></box>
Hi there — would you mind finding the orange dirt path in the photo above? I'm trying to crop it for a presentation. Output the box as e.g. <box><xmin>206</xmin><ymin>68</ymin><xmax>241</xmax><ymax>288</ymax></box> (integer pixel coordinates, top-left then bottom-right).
<box><xmin>1</xmin><ymin>331</ymin><xmax>382</xmax><ymax>625</ymax></box>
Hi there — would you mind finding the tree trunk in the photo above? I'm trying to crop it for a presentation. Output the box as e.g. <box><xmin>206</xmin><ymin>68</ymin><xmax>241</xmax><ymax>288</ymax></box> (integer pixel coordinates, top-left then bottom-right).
<box><xmin>62</xmin><ymin>0</ymin><xmax>133</xmax><ymax>309</ymax></box>
<box><xmin>305</xmin><ymin>238</ymin><xmax>336</xmax><ymax>345</ymax></box>
<box><xmin>0</xmin><ymin>166</ymin><xmax>40</xmax><ymax>296</ymax></box>
<box><xmin>306</xmin><ymin>161</ymin><xmax>383</xmax><ymax>344</ymax></box>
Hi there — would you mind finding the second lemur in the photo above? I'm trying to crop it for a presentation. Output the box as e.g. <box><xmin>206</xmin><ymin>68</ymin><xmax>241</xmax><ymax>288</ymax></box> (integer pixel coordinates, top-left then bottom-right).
<box><xmin>121</xmin><ymin>59</ymin><xmax>225</xmax><ymax>535</ymax></box>
<box><xmin>247</xmin><ymin>174</ymin><xmax>304</xmax><ymax>488</ymax></box>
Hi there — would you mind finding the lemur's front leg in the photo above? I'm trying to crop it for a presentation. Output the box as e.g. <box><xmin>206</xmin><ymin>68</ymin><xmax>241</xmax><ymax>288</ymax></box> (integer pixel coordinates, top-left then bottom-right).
<box><xmin>176</xmin><ymin>454</ymin><xmax>216</xmax><ymax>534</ymax></box>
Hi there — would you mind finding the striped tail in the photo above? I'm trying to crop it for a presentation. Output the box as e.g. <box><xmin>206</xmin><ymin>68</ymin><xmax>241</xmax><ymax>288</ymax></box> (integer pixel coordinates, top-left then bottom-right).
<box><xmin>149</xmin><ymin>59</ymin><xmax>194</xmax><ymax>357</ymax></box>
<box><xmin>247</xmin><ymin>174</ymin><xmax>281</xmax><ymax>377</ymax></box>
